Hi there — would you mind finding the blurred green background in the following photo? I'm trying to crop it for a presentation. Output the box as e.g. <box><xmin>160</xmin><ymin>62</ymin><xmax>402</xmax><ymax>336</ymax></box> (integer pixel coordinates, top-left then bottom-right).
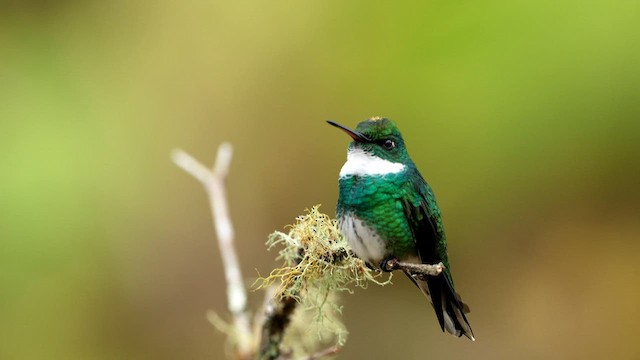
<box><xmin>1</xmin><ymin>1</ymin><xmax>639</xmax><ymax>359</ymax></box>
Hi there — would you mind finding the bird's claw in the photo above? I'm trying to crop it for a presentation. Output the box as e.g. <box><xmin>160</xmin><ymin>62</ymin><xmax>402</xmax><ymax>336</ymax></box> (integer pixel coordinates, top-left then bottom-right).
<box><xmin>379</xmin><ymin>258</ymin><xmax>399</xmax><ymax>272</ymax></box>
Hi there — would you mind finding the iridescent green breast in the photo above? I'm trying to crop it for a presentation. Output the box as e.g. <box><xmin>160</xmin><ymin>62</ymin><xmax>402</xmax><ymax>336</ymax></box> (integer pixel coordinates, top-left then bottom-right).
<box><xmin>337</xmin><ymin>172</ymin><xmax>417</xmax><ymax>260</ymax></box>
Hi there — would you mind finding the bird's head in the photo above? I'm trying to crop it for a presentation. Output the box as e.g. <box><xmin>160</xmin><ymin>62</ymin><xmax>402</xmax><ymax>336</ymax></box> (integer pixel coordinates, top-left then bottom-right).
<box><xmin>327</xmin><ymin>117</ymin><xmax>411</xmax><ymax>165</ymax></box>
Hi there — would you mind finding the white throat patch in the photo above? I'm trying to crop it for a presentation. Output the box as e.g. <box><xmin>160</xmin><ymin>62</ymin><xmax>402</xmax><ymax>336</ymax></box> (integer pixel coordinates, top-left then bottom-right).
<box><xmin>339</xmin><ymin>148</ymin><xmax>406</xmax><ymax>177</ymax></box>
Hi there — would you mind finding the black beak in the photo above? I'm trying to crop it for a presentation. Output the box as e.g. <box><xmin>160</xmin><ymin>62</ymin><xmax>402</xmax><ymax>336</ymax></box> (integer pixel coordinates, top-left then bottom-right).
<box><xmin>326</xmin><ymin>120</ymin><xmax>371</xmax><ymax>142</ymax></box>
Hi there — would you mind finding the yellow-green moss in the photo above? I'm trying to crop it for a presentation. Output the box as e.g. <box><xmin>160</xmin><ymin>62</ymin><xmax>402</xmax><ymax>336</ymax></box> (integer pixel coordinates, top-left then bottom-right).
<box><xmin>257</xmin><ymin>206</ymin><xmax>392</xmax><ymax>353</ymax></box>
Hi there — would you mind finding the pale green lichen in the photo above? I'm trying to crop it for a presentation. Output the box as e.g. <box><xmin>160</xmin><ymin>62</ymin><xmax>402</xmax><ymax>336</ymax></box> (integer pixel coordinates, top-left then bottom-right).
<box><xmin>257</xmin><ymin>205</ymin><xmax>392</xmax><ymax>354</ymax></box>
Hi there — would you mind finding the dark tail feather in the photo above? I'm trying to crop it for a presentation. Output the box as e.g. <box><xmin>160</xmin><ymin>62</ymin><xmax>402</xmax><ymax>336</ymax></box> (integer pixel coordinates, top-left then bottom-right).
<box><xmin>406</xmin><ymin>271</ymin><xmax>475</xmax><ymax>341</ymax></box>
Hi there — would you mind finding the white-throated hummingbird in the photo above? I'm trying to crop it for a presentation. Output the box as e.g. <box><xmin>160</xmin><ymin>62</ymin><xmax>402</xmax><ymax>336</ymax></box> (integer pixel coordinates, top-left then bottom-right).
<box><xmin>328</xmin><ymin>117</ymin><xmax>474</xmax><ymax>340</ymax></box>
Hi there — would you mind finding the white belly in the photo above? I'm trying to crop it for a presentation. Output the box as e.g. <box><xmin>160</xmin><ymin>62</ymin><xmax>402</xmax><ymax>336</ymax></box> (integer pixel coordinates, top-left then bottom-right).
<box><xmin>339</xmin><ymin>214</ymin><xmax>386</xmax><ymax>264</ymax></box>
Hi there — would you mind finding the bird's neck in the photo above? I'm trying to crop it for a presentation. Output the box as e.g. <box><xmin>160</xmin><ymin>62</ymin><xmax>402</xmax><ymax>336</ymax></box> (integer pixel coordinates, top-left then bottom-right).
<box><xmin>339</xmin><ymin>148</ymin><xmax>406</xmax><ymax>178</ymax></box>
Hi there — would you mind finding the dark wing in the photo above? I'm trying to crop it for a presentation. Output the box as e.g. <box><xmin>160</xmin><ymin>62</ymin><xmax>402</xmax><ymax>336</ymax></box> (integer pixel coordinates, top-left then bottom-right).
<box><xmin>401</xmin><ymin>170</ymin><xmax>449</xmax><ymax>269</ymax></box>
<box><xmin>401</xmin><ymin>169</ymin><xmax>474</xmax><ymax>339</ymax></box>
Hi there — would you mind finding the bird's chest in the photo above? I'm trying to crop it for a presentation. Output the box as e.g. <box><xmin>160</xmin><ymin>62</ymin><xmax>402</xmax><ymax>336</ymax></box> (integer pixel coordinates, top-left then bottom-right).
<box><xmin>337</xmin><ymin>175</ymin><xmax>416</xmax><ymax>262</ymax></box>
<box><xmin>338</xmin><ymin>214</ymin><xmax>387</xmax><ymax>264</ymax></box>
<box><xmin>338</xmin><ymin>174</ymin><xmax>399</xmax><ymax>208</ymax></box>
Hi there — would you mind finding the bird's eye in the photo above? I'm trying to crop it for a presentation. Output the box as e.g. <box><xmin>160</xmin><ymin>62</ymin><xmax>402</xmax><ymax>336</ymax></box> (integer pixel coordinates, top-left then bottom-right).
<box><xmin>383</xmin><ymin>139</ymin><xmax>395</xmax><ymax>150</ymax></box>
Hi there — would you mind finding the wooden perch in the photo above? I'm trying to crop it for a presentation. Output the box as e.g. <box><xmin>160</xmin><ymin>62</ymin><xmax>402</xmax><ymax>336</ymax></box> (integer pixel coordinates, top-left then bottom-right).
<box><xmin>382</xmin><ymin>259</ymin><xmax>445</xmax><ymax>279</ymax></box>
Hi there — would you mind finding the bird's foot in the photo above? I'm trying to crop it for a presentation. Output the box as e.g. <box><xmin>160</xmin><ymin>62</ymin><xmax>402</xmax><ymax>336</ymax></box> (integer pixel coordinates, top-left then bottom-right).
<box><xmin>379</xmin><ymin>257</ymin><xmax>399</xmax><ymax>272</ymax></box>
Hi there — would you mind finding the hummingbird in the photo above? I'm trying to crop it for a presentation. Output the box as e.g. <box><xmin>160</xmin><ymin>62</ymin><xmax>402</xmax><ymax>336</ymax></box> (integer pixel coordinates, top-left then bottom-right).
<box><xmin>328</xmin><ymin>117</ymin><xmax>474</xmax><ymax>340</ymax></box>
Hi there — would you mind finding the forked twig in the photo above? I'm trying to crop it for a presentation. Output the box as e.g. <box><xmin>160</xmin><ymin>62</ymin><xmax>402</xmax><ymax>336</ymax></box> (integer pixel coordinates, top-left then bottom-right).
<box><xmin>172</xmin><ymin>144</ymin><xmax>253</xmax><ymax>358</ymax></box>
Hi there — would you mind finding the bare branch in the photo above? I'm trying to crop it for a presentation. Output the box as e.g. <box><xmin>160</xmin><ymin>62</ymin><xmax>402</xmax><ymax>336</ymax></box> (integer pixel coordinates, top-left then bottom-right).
<box><xmin>172</xmin><ymin>145</ymin><xmax>253</xmax><ymax>358</ymax></box>
<box><xmin>382</xmin><ymin>259</ymin><xmax>445</xmax><ymax>279</ymax></box>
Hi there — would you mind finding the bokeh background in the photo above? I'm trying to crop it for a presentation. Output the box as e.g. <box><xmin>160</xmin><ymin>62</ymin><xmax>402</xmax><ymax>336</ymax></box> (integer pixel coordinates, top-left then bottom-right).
<box><xmin>2</xmin><ymin>1</ymin><xmax>639</xmax><ymax>359</ymax></box>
